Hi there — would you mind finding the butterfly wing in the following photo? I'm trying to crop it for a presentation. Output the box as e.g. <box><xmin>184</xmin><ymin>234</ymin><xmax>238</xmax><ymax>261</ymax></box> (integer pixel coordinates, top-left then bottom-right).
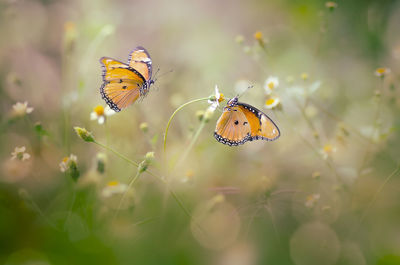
<box><xmin>100</xmin><ymin>57</ymin><xmax>147</xmax><ymax>112</ymax></box>
<box><xmin>128</xmin><ymin>46</ymin><xmax>152</xmax><ymax>81</ymax></box>
<box><xmin>214</xmin><ymin>106</ymin><xmax>252</xmax><ymax>146</ymax></box>
<box><xmin>237</xmin><ymin>103</ymin><xmax>280</xmax><ymax>141</ymax></box>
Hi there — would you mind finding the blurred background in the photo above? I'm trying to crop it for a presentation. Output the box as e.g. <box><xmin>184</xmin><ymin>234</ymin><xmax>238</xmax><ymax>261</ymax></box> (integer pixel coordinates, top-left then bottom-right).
<box><xmin>1</xmin><ymin>0</ymin><xmax>400</xmax><ymax>264</ymax></box>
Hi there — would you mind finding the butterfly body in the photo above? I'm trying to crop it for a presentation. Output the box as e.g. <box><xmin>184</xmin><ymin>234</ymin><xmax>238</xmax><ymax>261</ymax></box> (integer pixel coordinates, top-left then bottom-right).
<box><xmin>99</xmin><ymin>46</ymin><xmax>154</xmax><ymax>112</ymax></box>
<box><xmin>214</xmin><ymin>97</ymin><xmax>280</xmax><ymax>146</ymax></box>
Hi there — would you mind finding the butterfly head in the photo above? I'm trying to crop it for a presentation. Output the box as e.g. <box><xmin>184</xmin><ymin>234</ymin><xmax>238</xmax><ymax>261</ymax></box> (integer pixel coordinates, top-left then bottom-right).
<box><xmin>226</xmin><ymin>97</ymin><xmax>239</xmax><ymax>107</ymax></box>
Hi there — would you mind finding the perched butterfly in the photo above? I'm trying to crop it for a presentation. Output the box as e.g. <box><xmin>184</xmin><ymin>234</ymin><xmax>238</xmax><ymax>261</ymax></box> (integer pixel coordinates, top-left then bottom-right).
<box><xmin>99</xmin><ymin>46</ymin><xmax>154</xmax><ymax>112</ymax></box>
<box><xmin>214</xmin><ymin>97</ymin><xmax>280</xmax><ymax>146</ymax></box>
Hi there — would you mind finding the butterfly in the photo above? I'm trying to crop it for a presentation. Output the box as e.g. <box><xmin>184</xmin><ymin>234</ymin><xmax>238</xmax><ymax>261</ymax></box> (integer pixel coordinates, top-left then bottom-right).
<box><xmin>99</xmin><ymin>46</ymin><xmax>154</xmax><ymax>112</ymax></box>
<box><xmin>214</xmin><ymin>97</ymin><xmax>280</xmax><ymax>146</ymax></box>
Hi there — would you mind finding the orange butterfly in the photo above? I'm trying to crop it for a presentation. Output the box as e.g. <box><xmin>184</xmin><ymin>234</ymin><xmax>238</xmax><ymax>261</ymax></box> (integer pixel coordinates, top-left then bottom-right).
<box><xmin>99</xmin><ymin>46</ymin><xmax>154</xmax><ymax>112</ymax></box>
<box><xmin>214</xmin><ymin>97</ymin><xmax>280</xmax><ymax>146</ymax></box>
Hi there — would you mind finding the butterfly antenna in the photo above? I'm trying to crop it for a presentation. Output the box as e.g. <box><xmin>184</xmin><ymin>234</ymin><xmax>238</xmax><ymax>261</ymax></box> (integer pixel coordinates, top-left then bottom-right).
<box><xmin>237</xmin><ymin>84</ymin><xmax>254</xmax><ymax>99</ymax></box>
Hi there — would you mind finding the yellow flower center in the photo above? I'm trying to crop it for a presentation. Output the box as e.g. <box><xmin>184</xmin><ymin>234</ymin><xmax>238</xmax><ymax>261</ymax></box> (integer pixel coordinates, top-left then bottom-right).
<box><xmin>64</xmin><ymin>21</ymin><xmax>76</xmax><ymax>32</ymax></box>
<box><xmin>267</xmin><ymin>82</ymin><xmax>275</xmax><ymax>89</ymax></box>
<box><xmin>323</xmin><ymin>144</ymin><xmax>333</xmax><ymax>153</ymax></box>
<box><xmin>218</xmin><ymin>93</ymin><xmax>225</xmax><ymax>103</ymax></box>
<box><xmin>62</xmin><ymin>157</ymin><xmax>69</xmax><ymax>163</ymax></box>
<box><xmin>254</xmin><ymin>31</ymin><xmax>263</xmax><ymax>41</ymax></box>
<box><xmin>107</xmin><ymin>181</ymin><xmax>119</xmax><ymax>186</ymax></box>
<box><xmin>301</xmin><ymin>73</ymin><xmax>309</xmax><ymax>80</ymax></box>
<box><xmin>94</xmin><ymin>105</ymin><xmax>104</xmax><ymax>116</ymax></box>
<box><xmin>376</xmin><ymin>68</ymin><xmax>386</xmax><ymax>74</ymax></box>
<box><xmin>265</xmin><ymin>98</ymin><xmax>275</xmax><ymax>105</ymax></box>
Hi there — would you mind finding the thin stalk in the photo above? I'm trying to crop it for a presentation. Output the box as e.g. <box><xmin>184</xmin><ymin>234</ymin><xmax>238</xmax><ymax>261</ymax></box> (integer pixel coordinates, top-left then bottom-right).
<box><xmin>176</xmin><ymin>119</ymin><xmax>207</xmax><ymax>168</ymax></box>
<box><xmin>163</xmin><ymin>97</ymin><xmax>209</xmax><ymax>152</ymax></box>
<box><xmin>93</xmin><ymin>140</ymin><xmax>203</xmax><ymax>232</ymax></box>
<box><xmin>114</xmin><ymin>170</ymin><xmax>142</xmax><ymax>220</ymax></box>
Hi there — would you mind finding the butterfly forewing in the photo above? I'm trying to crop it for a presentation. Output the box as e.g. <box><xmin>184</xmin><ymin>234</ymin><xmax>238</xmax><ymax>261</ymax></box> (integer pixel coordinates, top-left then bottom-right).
<box><xmin>128</xmin><ymin>47</ymin><xmax>152</xmax><ymax>81</ymax></box>
<box><xmin>214</xmin><ymin>106</ymin><xmax>252</xmax><ymax>146</ymax></box>
<box><xmin>238</xmin><ymin>103</ymin><xmax>280</xmax><ymax>141</ymax></box>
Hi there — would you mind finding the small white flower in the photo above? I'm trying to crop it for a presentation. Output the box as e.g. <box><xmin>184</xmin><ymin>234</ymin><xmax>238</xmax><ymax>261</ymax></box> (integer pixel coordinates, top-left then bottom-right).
<box><xmin>265</xmin><ymin>97</ymin><xmax>281</xmax><ymax>109</ymax></box>
<box><xmin>90</xmin><ymin>105</ymin><xmax>115</xmax><ymax>124</ymax></box>
<box><xmin>264</xmin><ymin>76</ymin><xmax>279</xmax><ymax>95</ymax></box>
<box><xmin>59</xmin><ymin>154</ymin><xmax>77</xmax><ymax>172</ymax></box>
<box><xmin>11</xmin><ymin>146</ymin><xmax>30</xmax><ymax>161</ymax></box>
<box><xmin>320</xmin><ymin>144</ymin><xmax>337</xmax><ymax>160</ymax></box>
<box><xmin>12</xmin><ymin>101</ymin><xmax>34</xmax><ymax>117</ymax></box>
<box><xmin>305</xmin><ymin>193</ymin><xmax>320</xmax><ymax>208</ymax></box>
<box><xmin>207</xmin><ymin>85</ymin><xmax>225</xmax><ymax>112</ymax></box>
<box><xmin>101</xmin><ymin>181</ymin><xmax>128</xmax><ymax>198</ymax></box>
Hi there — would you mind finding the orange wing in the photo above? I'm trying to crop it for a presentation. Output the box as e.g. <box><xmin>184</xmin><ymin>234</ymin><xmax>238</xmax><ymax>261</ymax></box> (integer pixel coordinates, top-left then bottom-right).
<box><xmin>237</xmin><ymin>103</ymin><xmax>280</xmax><ymax>141</ymax></box>
<box><xmin>214</xmin><ymin>106</ymin><xmax>252</xmax><ymax>146</ymax></box>
<box><xmin>128</xmin><ymin>46</ymin><xmax>152</xmax><ymax>81</ymax></box>
<box><xmin>100</xmin><ymin>80</ymin><xmax>141</xmax><ymax>111</ymax></box>
<box><xmin>99</xmin><ymin>57</ymin><xmax>147</xmax><ymax>111</ymax></box>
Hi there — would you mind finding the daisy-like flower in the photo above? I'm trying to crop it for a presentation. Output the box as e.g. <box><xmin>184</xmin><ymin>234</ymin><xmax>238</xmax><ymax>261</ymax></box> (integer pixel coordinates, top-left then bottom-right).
<box><xmin>101</xmin><ymin>181</ymin><xmax>128</xmax><ymax>198</ymax></box>
<box><xmin>374</xmin><ymin>67</ymin><xmax>391</xmax><ymax>78</ymax></box>
<box><xmin>207</xmin><ymin>85</ymin><xmax>225</xmax><ymax>112</ymax></box>
<box><xmin>300</xmin><ymin>72</ymin><xmax>309</xmax><ymax>81</ymax></box>
<box><xmin>265</xmin><ymin>97</ymin><xmax>281</xmax><ymax>109</ymax></box>
<box><xmin>305</xmin><ymin>193</ymin><xmax>320</xmax><ymax>208</ymax></box>
<box><xmin>320</xmin><ymin>144</ymin><xmax>337</xmax><ymax>160</ymax></box>
<box><xmin>12</xmin><ymin>101</ymin><xmax>34</xmax><ymax>117</ymax></box>
<box><xmin>90</xmin><ymin>105</ymin><xmax>115</xmax><ymax>124</ymax></box>
<box><xmin>11</xmin><ymin>146</ymin><xmax>30</xmax><ymax>161</ymax></box>
<box><xmin>59</xmin><ymin>154</ymin><xmax>78</xmax><ymax>172</ymax></box>
<box><xmin>264</xmin><ymin>76</ymin><xmax>279</xmax><ymax>95</ymax></box>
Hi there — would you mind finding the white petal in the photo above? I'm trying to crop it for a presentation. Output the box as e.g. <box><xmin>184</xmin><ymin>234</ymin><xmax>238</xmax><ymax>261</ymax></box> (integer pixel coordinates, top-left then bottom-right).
<box><xmin>98</xmin><ymin>116</ymin><xmax>105</xmax><ymax>124</ymax></box>
<box><xmin>90</xmin><ymin>112</ymin><xmax>98</xmax><ymax>120</ymax></box>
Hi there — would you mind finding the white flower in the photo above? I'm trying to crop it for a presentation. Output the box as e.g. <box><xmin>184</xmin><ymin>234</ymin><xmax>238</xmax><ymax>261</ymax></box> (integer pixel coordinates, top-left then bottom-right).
<box><xmin>11</xmin><ymin>146</ymin><xmax>30</xmax><ymax>161</ymax></box>
<box><xmin>264</xmin><ymin>76</ymin><xmax>279</xmax><ymax>95</ymax></box>
<box><xmin>305</xmin><ymin>193</ymin><xmax>320</xmax><ymax>208</ymax></box>
<box><xmin>374</xmin><ymin>67</ymin><xmax>391</xmax><ymax>77</ymax></box>
<box><xmin>90</xmin><ymin>105</ymin><xmax>115</xmax><ymax>124</ymax></box>
<box><xmin>320</xmin><ymin>144</ymin><xmax>337</xmax><ymax>160</ymax></box>
<box><xmin>59</xmin><ymin>154</ymin><xmax>77</xmax><ymax>172</ymax></box>
<box><xmin>265</xmin><ymin>97</ymin><xmax>281</xmax><ymax>109</ymax></box>
<box><xmin>207</xmin><ymin>85</ymin><xmax>225</xmax><ymax>112</ymax></box>
<box><xmin>12</xmin><ymin>101</ymin><xmax>34</xmax><ymax>117</ymax></box>
<box><xmin>101</xmin><ymin>181</ymin><xmax>128</xmax><ymax>198</ymax></box>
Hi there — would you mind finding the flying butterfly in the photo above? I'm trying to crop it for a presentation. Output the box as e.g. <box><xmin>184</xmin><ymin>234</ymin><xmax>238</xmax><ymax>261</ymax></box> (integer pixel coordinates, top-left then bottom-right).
<box><xmin>99</xmin><ymin>46</ymin><xmax>154</xmax><ymax>112</ymax></box>
<box><xmin>214</xmin><ymin>97</ymin><xmax>280</xmax><ymax>146</ymax></box>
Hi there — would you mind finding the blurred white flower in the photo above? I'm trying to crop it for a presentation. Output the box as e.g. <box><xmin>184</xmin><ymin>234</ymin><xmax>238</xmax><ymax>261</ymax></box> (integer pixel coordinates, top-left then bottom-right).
<box><xmin>90</xmin><ymin>105</ymin><xmax>115</xmax><ymax>124</ymax></box>
<box><xmin>320</xmin><ymin>144</ymin><xmax>337</xmax><ymax>160</ymax></box>
<box><xmin>59</xmin><ymin>154</ymin><xmax>77</xmax><ymax>172</ymax></box>
<box><xmin>305</xmin><ymin>193</ymin><xmax>320</xmax><ymax>208</ymax></box>
<box><xmin>11</xmin><ymin>146</ymin><xmax>30</xmax><ymax>161</ymax></box>
<box><xmin>208</xmin><ymin>85</ymin><xmax>225</xmax><ymax>112</ymax></box>
<box><xmin>264</xmin><ymin>76</ymin><xmax>279</xmax><ymax>95</ymax></box>
<box><xmin>374</xmin><ymin>67</ymin><xmax>391</xmax><ymax>78</ymax></box>
<box><xmin>265</xmin><ymin>97</ymin><xmax>281</xmax><ymax>109</ymax></box>
<box><xmin>12</xmin><ymin>101</ymin><xmax>33</xmax><ymax>117</ymax></box>
<box><xmin>102</xmin><ymin>181</ymin><xmax>128</xmax><ymax>198</ymax></box>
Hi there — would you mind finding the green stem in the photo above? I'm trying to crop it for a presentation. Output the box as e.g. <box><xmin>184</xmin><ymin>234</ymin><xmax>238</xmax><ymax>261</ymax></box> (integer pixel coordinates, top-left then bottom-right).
<box><xmin>94</xmin><ymin>141</ymin><xmax>140</xmax><ymax>167</ymax></box>
<box><xmin>176</xmin><ymin>119</ymin><xmax>207</xmax><ymax>168</ymax></box>
<box><xmin>93</xmin><ymin>140</ymin><xmax>201</xmax><ymax>230</ymax></box>
<box><xmin>114</xmin><ymin>170</ymin><xmax>141</xmax><ymax>219</ymax></box>
<box><xmin>163</xmin><ymin>97</ymin><xmax>209</xmax><ymax>152</ymax></box>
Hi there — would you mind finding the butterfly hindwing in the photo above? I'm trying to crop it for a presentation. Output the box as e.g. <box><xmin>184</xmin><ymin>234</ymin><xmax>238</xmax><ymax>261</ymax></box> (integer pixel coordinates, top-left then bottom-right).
<box><xmin>214</xmin><ymin>106</ymin><xmax>252</xmax><ymax>146</ymax></box>
<box><xmin>100</xmin><ymin>80</ymin><xmax>141</xmax><ymax>111</ymax></box>
<box><xmin>214</xmin><ymin>98</ymin><xmax>280</xmax><ymax>146</ymax></box>
<box><xmin>128</xmin><ymin>46</ymin><xmax>152</xmax><ymax>81</ymax></box>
